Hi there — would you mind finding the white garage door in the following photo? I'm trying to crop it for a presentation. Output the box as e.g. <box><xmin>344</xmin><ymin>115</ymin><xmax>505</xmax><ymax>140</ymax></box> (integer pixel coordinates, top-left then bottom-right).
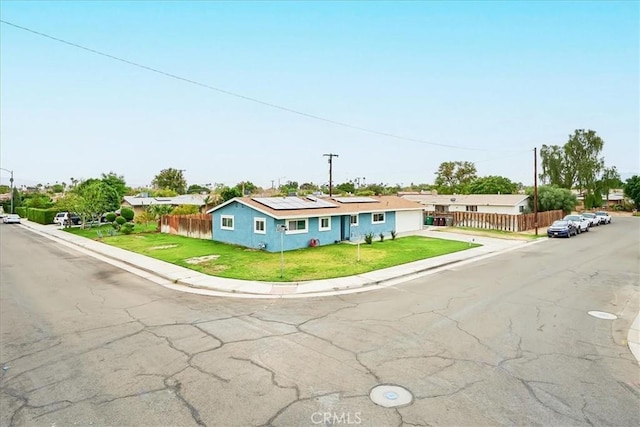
<box><xmin>395</xmin><ymin>210</ymin><xmax>423</xmax><ymax>233</ymax></box>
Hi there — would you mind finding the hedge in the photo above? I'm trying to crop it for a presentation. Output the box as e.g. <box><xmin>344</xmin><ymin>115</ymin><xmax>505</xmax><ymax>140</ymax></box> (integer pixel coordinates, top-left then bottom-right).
<box><xmin>15</xmin><ymin>207</ymin><xmax>27</xmax><ymax>218</ymax></box>
<box><xmin>26</xmin><ymin>208</ymin><xmax>58</xmax><ymax>224</ymax></box>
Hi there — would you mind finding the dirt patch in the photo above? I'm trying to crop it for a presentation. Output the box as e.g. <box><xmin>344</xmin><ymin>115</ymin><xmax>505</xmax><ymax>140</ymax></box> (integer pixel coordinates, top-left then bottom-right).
<box><xmin>185</xmin><ymin>255</ymin><xmax>220</xmax><ymax>264</ymax></box>
<box><xmin>150</xmin><ymin>245</ymin><xmax>179</xmax><ymax>250</ymax></box>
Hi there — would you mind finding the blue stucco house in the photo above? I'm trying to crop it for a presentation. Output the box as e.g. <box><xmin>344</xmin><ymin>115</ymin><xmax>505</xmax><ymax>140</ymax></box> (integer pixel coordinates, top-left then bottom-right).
<box><xmin>206</xmin><ymin>195</ymin><xmax>424</xmax><ymax>252</ymax></box>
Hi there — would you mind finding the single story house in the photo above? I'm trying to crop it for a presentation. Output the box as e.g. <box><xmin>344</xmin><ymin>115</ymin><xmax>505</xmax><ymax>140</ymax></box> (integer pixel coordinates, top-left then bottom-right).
<box><xmin>122</xmin><ymin>194</ymin><xmax>207</xmax><ymax>215</ymax></box>
<box><xmin>206</xmin><ymin>195</ymin><xmax>424</xmax><ymax>252</ymax></box>
<box><xmin>402</xmin><ymin>194</ymin><xmax>530</xmax><ymax>215</ymax></box>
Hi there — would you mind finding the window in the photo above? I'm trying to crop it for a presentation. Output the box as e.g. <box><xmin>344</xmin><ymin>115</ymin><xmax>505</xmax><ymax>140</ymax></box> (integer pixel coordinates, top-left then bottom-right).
<box><xmin>466</xmin><ymin>205</ymin><xmax>478</xmax><ymax>212</ymax></box>
<box><xmin>519</xmin><ymin>205</ymin><xmax>525</xmax><ymax>213</ymax></box>
<box><xmin>319</xmin><ymin>217</ymin><xmax>331</xmax><ymax>231</ymax></box>
<box><xmin>221</xmin><ymin>215</ymin><xmax>234</xmax><ymax>230</ymax></box>
<box><xmin>372</xmin><ymin>212</ymin><xmax>385</xmax><ymax>224</ymax></box>
<box><xmin>254</xmin><ymin>217</ymin><xmax>266</xmax><ymax>234</ymax></box>
<box><xmin>435</xmin><ymin>205</ymin><xmax>449</xmax><ymax>213</ymax></box>
<box><xmin>350</xmin><ymin>214</ymin><xmax>359</xmax><ymax>226</ymax></box>
<box><xmin>286</xmin><ymin>219</ymin><xmax>308</xmax><ymax>234</ymax></box>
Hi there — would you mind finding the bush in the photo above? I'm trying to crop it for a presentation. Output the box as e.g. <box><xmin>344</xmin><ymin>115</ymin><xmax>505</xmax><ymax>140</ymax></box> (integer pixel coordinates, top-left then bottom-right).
<box><xmin>390</xmin><ymin>230</ymin><xmax>397</xmax><ymax>240</ymax></box>
<box><xmin>115</xmin><ymin>216</ymin><xmax>127</xmax><ymax>225</ymax></box>
<box><xmin>379</xmin><ymin>232</ymin><xmax>385</xmax><ymax>242</ymax></box>
<box><xmin>171</xmin><ymin>205</ymin><xmax>200</xmax><ymax>215</ymax></box>
<box><xmin>120</xmin><ymin>207</ymin><xmax>135</xmax><ymax>221</ymax></box>
<box><xmin>27</xmin><ymin>208</ymin><xmax>58</xmax><ymax>224</ymax></box>
<box><xmin>15</xmin><ymin>207</ymin><xmax>27</xmax><ymax>218</ymax></box>
<box><xmin>105</xmin><ymin>212</ymin><xmax>117</xmax><ymax>222</ymax></box>
<box><xmin>121</xmin><ymin>223</ymin><xmax>135</xmax><ymax>235</ymax></box>
<box><xmin>134</xmin><ymin>211</ymin><xmax>152</xmax><ymax>224</ymax></box>
<box><xmin>364</xmin><ymin>232</ymin><xmax>374</xmax><ymax>244</ymax></box>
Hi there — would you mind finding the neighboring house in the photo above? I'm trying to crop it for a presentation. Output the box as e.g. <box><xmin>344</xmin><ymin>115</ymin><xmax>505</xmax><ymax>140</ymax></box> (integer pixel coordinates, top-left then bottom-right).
<box><xmin>122</xmin><ymin>194</ymin><xmax>207</xmax><ymax>215</ymax></box>
<box><xmin>402</xmin><ymin>194</ymin><xmax>530</xmax><ymax>215</ymax></box>
<box><xmin>206</xmin><ymin>195</ymin><xmax>424</xmax><ymax>252</ymax></box>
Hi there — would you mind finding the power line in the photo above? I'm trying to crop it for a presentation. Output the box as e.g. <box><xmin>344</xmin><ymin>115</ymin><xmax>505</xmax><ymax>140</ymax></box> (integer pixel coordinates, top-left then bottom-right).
<box><xmin>1</xmin><ymin>19</ymin><xmax>529</xmax><ymax>153</ymax></box>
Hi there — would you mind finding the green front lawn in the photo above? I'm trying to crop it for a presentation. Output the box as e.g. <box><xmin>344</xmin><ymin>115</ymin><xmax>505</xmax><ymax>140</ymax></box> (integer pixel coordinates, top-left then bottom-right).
<box><xmin>64</xmin><ymin>228</ymin><xmax>480</xmax><ymax>282</ymax></box>
<box><xmin>64</xmin><ymin>222</ymin><xmax>159</xmax><ymax>238</ymax></box>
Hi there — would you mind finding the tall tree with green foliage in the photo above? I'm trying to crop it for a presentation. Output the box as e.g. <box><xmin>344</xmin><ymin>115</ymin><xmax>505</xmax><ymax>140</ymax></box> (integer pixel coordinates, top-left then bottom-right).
<box><xmin>624</xmin><ymin>175</ymin><xmax>640</xmax><ymax>209</ymax></box>
<box><xmin>220</xmin><ymin>186</ymin><xmax>242</xmax><ymax>202</ymax></box>
<box><xmin>101</xmin><ymin>172</ymin><xmax>128</xmax><ymax>199</ymax></box>
<box><xmin>599</xmin><ymin>166</ymin><xmax>623</xmax><ymax>200</ymax></box>
<box><xmin>468</xmin><ymin>176</ymin><xmax>517</xmax><ymax>194</ymax></box>
<box><xmin>152</xmin><ymin>168</ymin><xmax>187</xmax><ymax>194</ymax></box>
<box><xmin>526</xmin><ymin>185</ymin><xmax>577</xmax><ymax>214</ymax></box>
<box><xmin>434</xmin><ymin>161</ymin><xmax>477</xmax><ymax>194</ymax></box>
<box><xmin>539</xmin><ymin>129</ymin><xmax>605</xmax><ymax>197</ymax></box>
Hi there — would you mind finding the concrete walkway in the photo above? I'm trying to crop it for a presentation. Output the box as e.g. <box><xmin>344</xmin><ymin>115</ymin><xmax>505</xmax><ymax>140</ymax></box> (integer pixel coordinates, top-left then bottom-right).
<box><xmin>18</xmin><ymin>220</ymin><xmax>543</xmax><ymax>298</ymax></box>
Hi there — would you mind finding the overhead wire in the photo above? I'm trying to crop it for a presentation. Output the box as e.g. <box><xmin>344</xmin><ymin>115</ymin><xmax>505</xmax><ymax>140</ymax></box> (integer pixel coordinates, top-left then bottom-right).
<box><xmin>1</xmin><ymin>20</ymin><xmax>530</xmax><ymax>153</ymax></box>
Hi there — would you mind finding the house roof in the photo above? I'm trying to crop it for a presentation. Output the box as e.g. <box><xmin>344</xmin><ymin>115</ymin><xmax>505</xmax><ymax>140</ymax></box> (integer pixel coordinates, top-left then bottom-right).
<box><xmin>123</xmin><ymin>194</ymin><xmax>206</xmax><ymax>207</ymax></box>
<box><xmin>206</xmin><ymin>195</ymin><xmax>424</xmax><ymax>219</ymax></box>
<box><xmin>402</xmin><ymin>194</ymin><xmax>529</xmax><ymax>207</ymax></box>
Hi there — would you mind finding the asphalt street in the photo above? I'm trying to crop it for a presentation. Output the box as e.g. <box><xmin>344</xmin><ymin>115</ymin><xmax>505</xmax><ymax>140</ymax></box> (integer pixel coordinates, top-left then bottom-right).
<box><xmin>1</xmin><ymin>218</ymin><xmax>639</xmax><ymax>426</ymax></box>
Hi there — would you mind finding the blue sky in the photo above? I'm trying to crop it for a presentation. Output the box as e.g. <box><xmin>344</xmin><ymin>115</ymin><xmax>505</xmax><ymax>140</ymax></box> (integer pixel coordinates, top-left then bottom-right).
<box><xmin>1</xmin><ymin>1</ymin><xmax>638</xmax><ymax>190</ymax></box>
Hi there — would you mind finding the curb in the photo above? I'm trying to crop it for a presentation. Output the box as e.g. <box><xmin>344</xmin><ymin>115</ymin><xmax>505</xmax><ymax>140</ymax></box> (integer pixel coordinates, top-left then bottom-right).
<box><xmin>17</xmin><ymin>221</ymin><xmax>534</xmax><ymax>298</ymax></box>
<box><xmin>627</xmin><ymin>313</ymin><xmax>640</xmax><ymax>364</ymax></box>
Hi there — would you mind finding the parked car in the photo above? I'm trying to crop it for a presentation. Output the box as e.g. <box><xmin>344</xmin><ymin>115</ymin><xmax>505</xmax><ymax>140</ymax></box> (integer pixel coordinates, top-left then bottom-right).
<box><xmin>53</xmin><ymin>212</ymin><xmax>81</xmax><ymax>226</ymax></box>
<box><xmin>3</xmin><ymin>214</ymin><xmax>21</xmax><ymax>224</ymax></box>
<box><xmin>547</xmin><ymin>220</ymin><xmax>577</xmax><ymax>238</ymax></box>
<box><xmin>581</xmin><ymin>212</ymin><xmax>601</xmax><ymax>226</ymax></box>
<box><xmin>563</xmin><ymin>214</ymin><xmax>590</xmax><ymax>234</ymax></box>
<box><xmin>594</xmin><ymin>211</ymin><xmax>612</xmax><ymax>224</ymax></box>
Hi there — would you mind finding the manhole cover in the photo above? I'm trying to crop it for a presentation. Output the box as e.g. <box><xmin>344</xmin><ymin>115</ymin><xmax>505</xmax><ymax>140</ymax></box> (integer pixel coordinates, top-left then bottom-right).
<box><xmin>588</xmin><ymin>311</ymin><xmax>618</xmax><ymax>320</ymax></box>
<box><xmin>369</xmin><ymin>385</ymin><xmax>413</xmax><ymax>408</ymax></box>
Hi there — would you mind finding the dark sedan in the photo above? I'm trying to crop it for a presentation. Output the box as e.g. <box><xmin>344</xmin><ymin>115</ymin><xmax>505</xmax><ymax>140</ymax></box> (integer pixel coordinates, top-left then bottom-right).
<box><xmin>547</xmin><ymin>220</ymin><xmax>577</xmax><ymax>238</ymax></box>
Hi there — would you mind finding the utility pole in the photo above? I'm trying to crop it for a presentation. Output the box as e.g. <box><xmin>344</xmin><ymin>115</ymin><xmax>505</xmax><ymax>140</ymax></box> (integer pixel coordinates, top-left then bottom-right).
<box><xmin>534</xmin><ymin>147</ymin><xmax>538</xmax><ymax>236</ymax></box>
<box><xmin>323</xmin><ymin>153</ymin><xmax>339</xmax><ymax>196</ymax></box>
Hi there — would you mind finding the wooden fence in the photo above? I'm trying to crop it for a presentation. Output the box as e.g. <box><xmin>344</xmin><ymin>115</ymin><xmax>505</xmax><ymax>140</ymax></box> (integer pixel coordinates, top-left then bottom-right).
<box><xmin>451</xmin><ymin>210</ymin><xmax>564</xmax><ymax>232</ymax></box>
<box><xmin>160</xmin><ymin>214</ymin><xmax>212</xmax><ymax>240</ymax></box>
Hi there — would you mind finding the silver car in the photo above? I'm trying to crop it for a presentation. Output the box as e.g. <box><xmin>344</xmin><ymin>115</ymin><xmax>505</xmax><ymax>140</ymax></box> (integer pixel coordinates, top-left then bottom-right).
<box><xmin>581</xmin><ymin>212</ymin><xmax>601</xmax><ymax>226</ymax></box>
<box><xmin>563</xmin><ymin>214</ymin><xmax>590</xmax><ymax>233</ymax></box>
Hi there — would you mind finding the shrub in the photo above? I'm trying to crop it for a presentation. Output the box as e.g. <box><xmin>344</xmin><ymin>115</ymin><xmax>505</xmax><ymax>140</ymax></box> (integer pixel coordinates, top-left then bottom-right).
<box><xmin>15</xmin><ymin>207</ymin><xmax>27</xmax><ymax>218</ymax></box>
<box><xmin>27</xmin><ymin>208</ymin><xmax>58</xmax><ymax>224</ymax></box>
<box><xmin>134</xmin><ymin>211</ymin><xmax>152</xmax><ymax>224</ymax></box>
<box><xmin>364</xmin><ymin>232</ymin><xmax>374</xmax><ymax>244</ymax></box>
<box><xmin>379</xmin><ymin>232</ymin><xmax>385</xmax><ymax>242</ymax></box>
<box><xmin>172</xmin><ymin>205</ymin><xmax>200</xmax><ymax>215</ymax></box>
<box><xmin>105</xmin><ymin>212</ymin><xmax>117</xmax><ymax>222</ymax></box>
<box><xmin>390</xmin><ymin>230</ymin><xmax>397</xmax><ymax>240</ymax></box>
<box><xmin>115</xmin><ymin>216</ymin><xmax>127</xmax><ymax>225</ymax></box>
<box><xmin>121</xmin><ymin>223</ymin><xmax>135</xmax><ymax>235</ymax></box>
<box><xmin>120</xmin><ymin>207</ymin><xmax>135</xmax><ymax>221</ymax></box>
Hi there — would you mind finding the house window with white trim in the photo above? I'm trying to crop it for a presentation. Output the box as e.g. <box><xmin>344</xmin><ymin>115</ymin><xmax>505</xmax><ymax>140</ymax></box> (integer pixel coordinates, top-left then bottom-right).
<box><xmin>319</xmin><ymin>217</ymin><xmax>331</xmax><ymax>231</ymax></box>
<box><xmin>350</xmin><ymin>214</ymin><xmax>359</xmax><ymax>226</ymax></box>
<box><xmin>466</xmin><ymin>205</ymin><xmax>478</xmax><ymax>212</ymax></box>
<box><xmin>519</xmin><ymin>205</ymin><xmax>525</xmax><ymax>213</ymax></box>
<box><xmin>286</xmin><ymin>219</ymin><xmax>308</xmax><ymax>234</ymax></box>
<box><xmin>221</xmin><ymin>215</ymin><xmax>234</xmax><ymax>230</ymax></box>
<box><xmin>254</xmin><ymin>217</ymin><xmax>266</xmax><ymax>234</ymax></box>
<box><xmin>372</xmin><ymin>212</ymin><xmax>385</xmax><ymax>224</ymax></box>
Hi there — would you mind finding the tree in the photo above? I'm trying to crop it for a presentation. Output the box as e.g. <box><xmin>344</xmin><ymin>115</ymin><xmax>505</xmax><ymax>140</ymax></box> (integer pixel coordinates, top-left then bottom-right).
<box><xmin>624</xmin><ymin>175</ymin><xmax>640</xmax><ymax>209</ymax></box>
<box><xmin>434</xmin><ymin>161</ymin><xmax>477</xmax><ymax>194</ymax></box>
<box><xmin>187</xmin><ymin>184</ymin><xmax>210</xmax><ymax>194</ymax></box>
<box><xmin>468</xmin><ymin>176</ymin><xmax>517</xmax><ymax>194</ymax></box>
<box><xmin>172</xmin><ymin>205</ymin><xmax>200</xmax><ymax>215</ymax></box>
<box><xmin>152</xmin><ymin>168</ymin><xmax>187</xmax><ymax>194</ymax></box>
<box><xmin>539</xmin><ymin>129</ymin><xmax>605</xmax><ymax>196</ymax></box>
<box><xmin>148</xmin><ymin>204</ymin><xmax>173</xmax><ymax>221</ymax></box>
<box><xmin>599</xmin><ymin>166</ymin><xmax>623</xmax><ymax>202</ymax></box>
<box><xmin>526</xmin><ymin>185</ymin><xmax>577</xmax><ymax>214</ymax></box>
<box><xmin>75</xmin><ymin>180</ymin><xmax>121</xmax><ymax>223</ymax></box>
<box><xmin>220</xmin><ymin>186</ymin><xmax>241</xmax><ymax>202</ymax></box>
<box><xmin>300</xmin><ymin>182</ymin><xmax>319</xmax><ymax>192</ymax></box>
<box><xmin>234</xmin><ymin>181</ymin><xmax>258</xmax><ymax>196</ymax></box>
<box><xmin>101</xmin><ymin>172</ymin><xmax>128</xmax><ymax>199</ymax></box>
<box><xmin>0</xmin><ymin>185</ymin><xmax>10</xmax><ymax>193</ymax></box>
<box><xmin>336</xmin><ymin>181</ymin><xmax>356</xmax><ymax>194</ymax></box>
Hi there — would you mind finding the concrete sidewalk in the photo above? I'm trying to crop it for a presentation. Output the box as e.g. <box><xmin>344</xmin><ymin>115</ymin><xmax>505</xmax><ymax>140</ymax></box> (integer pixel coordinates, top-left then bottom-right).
<box><xmin>18</xmin><ymin>219</ymin><xmax>542</xmax><ymax>298</ymax></box>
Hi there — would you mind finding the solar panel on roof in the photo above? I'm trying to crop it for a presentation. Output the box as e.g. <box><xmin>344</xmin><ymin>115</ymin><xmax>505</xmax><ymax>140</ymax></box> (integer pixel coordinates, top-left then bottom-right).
<box><xmin>253</xmin><ymin>197</ymin><xmax>336</xmax><ymax>210</ymax></box>
<box><xmin>332</xmin><ymin>197</ymin><xmax>378</xmax><ymax>203</ymax></box>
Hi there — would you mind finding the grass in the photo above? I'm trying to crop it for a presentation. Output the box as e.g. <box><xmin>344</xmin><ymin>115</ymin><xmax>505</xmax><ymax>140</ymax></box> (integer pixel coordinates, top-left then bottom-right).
<box><xmin>64</xmin><ymin>222</ymin><xmax>159</xmax><ymax>238</ymax></box>
<box><xmin>64</xmin><ymin>228</ymin><xmax>480</xmax><ymax>282</ymax></box>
